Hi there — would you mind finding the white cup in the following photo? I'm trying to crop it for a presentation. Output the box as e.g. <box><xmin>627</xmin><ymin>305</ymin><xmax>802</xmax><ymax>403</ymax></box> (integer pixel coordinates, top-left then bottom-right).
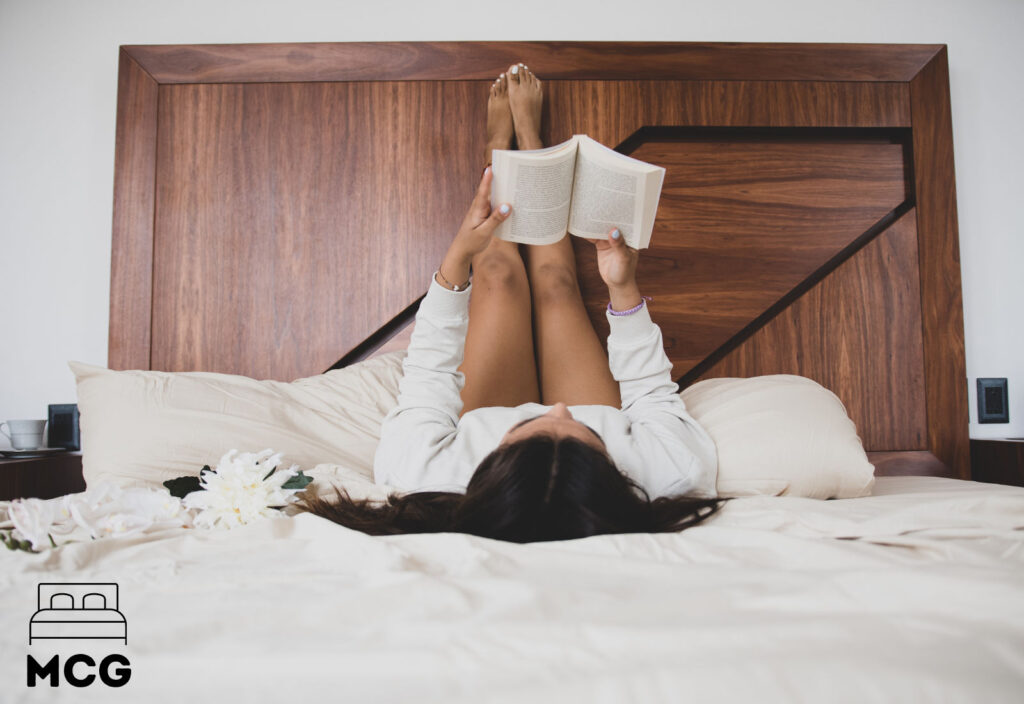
<box><xmin>1</xmin><ymin>419</ymin><xmax>47</xmax><ymax>451</ymax></box>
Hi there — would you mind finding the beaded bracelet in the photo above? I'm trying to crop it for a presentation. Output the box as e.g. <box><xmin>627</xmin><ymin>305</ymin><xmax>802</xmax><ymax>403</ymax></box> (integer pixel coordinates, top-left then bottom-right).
<box><xmin>607</xmin><ymin>296</ymin><xmax>652</xmax><ymax>316</ymax></box>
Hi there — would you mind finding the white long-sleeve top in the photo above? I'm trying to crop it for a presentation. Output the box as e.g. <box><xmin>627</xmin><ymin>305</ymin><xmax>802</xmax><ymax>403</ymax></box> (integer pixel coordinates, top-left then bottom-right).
<box><xmin>373</xmin><ymin>277</ymin><xmax>718</xmax><ymax>499</ymax></box>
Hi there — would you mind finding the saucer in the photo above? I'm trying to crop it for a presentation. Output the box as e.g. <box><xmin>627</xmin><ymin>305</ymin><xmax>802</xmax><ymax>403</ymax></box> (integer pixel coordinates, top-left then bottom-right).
<box><xmin>0</xmin><ymin>448</ymin><xmax>71</xmax><ymax>459</ymax></box>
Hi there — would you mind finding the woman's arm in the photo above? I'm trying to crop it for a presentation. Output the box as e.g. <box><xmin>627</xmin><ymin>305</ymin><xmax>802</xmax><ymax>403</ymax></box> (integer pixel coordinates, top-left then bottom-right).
<box><xmin>593</xmin><ymin>228</ymin><xmax>718</xmax><ymax>498</ymax></box>
<box><xmin>605</xmin><ymin>305</ymin><xmax>718</xmax><ymax>497</ymax></box>
<box><xmin>373</xmin><ymin>169</ymin><xmax>511</xmax><ymax>490</ymax></box>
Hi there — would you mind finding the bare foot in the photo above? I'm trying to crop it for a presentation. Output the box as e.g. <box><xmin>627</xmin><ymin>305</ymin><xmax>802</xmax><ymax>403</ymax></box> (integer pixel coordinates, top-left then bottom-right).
<box><xmin>507</xmin><ymin>63</ymin><xmax>543</xmax><ymax>150</ymax></box>
<box><xmin>486</xmin><ymin>72</ymin><xmax>514</xmax><ymax>166</ymax></box>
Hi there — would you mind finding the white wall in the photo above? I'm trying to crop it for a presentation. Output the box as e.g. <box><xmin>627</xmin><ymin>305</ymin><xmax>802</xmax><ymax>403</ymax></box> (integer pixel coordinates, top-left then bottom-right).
<box><xmin>1</xmin><ymin>0</ymin><xmax>1021</xmax><ymax>447</ymax></box>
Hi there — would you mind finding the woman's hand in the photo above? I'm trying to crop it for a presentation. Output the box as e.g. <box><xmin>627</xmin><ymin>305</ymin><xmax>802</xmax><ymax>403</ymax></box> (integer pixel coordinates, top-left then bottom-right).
<box><xmin>593</xmin><ymin>227</ymin><xmax>642</xmax><ymax>310</ymax></box>
<box><xmin>438</xmin><ymin>167</ymin><xmax>512</xmax><ymax>289</ymax></box>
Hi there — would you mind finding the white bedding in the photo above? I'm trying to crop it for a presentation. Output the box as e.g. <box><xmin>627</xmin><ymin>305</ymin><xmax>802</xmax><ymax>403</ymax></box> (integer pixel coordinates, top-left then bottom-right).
<box><xmin>2</xmin><ymin>476</ymin><xmax>1023</xmax><ymax>703</ymax></box>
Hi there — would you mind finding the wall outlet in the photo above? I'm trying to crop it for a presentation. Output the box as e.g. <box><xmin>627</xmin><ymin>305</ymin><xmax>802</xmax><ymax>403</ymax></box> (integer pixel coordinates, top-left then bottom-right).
<box><xmin>977</xmin><ymin>378</ymin><xmax>1009</xmax><ymax>424</ymax></box>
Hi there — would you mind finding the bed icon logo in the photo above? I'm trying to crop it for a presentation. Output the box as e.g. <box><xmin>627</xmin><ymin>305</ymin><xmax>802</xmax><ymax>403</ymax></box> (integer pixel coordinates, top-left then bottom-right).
<box><xmin>27</xmin><ymin>583</ymin><xmax>131</xmax><ymax>688</ymax></box>
<box><xmin>29</xmin><ymin>582</ymin><xmax>127</xmax><ymax>645</ymax></box>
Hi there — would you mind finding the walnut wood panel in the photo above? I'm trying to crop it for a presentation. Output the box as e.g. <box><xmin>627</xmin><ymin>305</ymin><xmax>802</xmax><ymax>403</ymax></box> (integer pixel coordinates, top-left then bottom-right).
<box><xmin>573</xmin><ymin>137</ymin><xmax>908</xmax><ymax>380</ymax></box>
<box><xmin>151</xmin><ymin>81</ymin><xmax>486</xmax><ymax>378</ymax></box>
<box><xmin>544</xmin><ymin>81</ymin><xmax>909</xmax><ymax>150</ymax></box>
<box><xmin>909</xmin><ymin>47</ymin><xmax>970</xmax><ymax>479</ymax></box>
<box><xmin>124</xmin><ymin>42</ymin><xmax>940</xmax><ymax>83</ymax></box>
<box><xmin>109</xmin><ymin>49</ymin><xmax>158</xmax><ymax>370</ymax></box>
<box><xmin>696</xmin><ymin>208</ymin><xmax>926</xmax><ymax>451</ymax></box>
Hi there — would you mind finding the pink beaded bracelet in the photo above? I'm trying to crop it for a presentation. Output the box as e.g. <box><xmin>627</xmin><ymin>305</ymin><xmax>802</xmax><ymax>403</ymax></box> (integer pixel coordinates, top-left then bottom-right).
<box><xmin>607</xmin><ymin>296</ymin><xmax>652</xmax><ymax>316</ymax></box>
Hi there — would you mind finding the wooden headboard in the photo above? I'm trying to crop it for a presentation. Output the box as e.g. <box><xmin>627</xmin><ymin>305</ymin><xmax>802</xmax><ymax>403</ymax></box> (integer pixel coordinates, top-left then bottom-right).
<box><xmin>109</xmin><ymin>42</ymin><xmax>968</xmax><ymax>478</ymax></box>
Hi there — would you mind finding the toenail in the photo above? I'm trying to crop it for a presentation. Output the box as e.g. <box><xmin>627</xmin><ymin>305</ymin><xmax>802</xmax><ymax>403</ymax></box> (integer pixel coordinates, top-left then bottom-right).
<box><xmin>510</xmin><ymin>65</ymin><xmax>519</xmax><ymax>74</ymax></box>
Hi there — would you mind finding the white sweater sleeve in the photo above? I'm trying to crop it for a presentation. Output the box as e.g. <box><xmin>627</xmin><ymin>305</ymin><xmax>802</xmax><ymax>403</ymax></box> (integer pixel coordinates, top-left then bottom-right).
<box><xmin>606</xmin><ymin>302</ymin><xmax>719</xmax><ymax>498</ymax></box>
<box><xmin>373</xmin><ymin>276</ymin><xmax>471</xmax><ymax>492</ymax></box>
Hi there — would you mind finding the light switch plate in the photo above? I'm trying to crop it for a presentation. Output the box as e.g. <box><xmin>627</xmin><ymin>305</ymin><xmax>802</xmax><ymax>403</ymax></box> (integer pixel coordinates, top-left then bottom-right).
<box><xmin>977</xmin><ymin>378</ymin><xmax>1009</xmax><ymax>424</ymax></box>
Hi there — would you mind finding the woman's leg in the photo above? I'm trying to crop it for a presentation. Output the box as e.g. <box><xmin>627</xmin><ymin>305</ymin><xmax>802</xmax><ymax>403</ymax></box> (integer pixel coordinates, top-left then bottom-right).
<box><xmin>524</xmin><ymin>239</ymin><xmax>621</xmax><ymax>408</ymax></box>
<box><xmin>459</xmin><ymin>70</ymin><xmax>540</xmax><ymax>414</ymax></box>
<box><xmin>510</xmin><ymin>65</ymin><xmax>621</xmax><ymax>407</ymax></box>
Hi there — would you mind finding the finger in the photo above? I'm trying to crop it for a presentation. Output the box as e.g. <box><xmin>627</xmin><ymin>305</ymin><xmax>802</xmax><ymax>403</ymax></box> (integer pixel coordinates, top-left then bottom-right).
<box><xmin>471</xmin><ymin>167</ymin><xmax>494</xmax><ymax>218</ymax></box>
<box><xmin>607</xmin><ymin>227</ymin><xmax>625</xmax><ymax>249</ymax></box>
<box><xmin>475</xmin><ymin>166</ymin><xmax>493</xmax><ymax>203</ymax></box>
<box><xmin>474</xmin><ymin>202</ymin><xmax>512</xmax><ymax>236</ymax></box>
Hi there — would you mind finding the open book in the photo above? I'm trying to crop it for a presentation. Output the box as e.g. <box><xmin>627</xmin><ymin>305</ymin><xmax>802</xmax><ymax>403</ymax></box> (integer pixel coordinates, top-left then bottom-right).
<box><xmin>490</xmin><ymin>134</ymin><xmax>666</xmax><ymax>249</ymax></box>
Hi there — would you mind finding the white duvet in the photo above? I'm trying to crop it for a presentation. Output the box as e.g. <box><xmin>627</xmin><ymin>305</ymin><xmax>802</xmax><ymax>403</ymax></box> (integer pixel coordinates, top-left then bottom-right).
<box><xmin>2</xmin><ymin>476</ymin><xmax>1023</xmax><ymax>703</ymax></box>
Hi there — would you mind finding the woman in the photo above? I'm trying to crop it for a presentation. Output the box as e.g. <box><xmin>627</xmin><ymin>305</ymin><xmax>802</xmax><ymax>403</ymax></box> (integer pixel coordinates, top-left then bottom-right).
<box><xmin>305</xmin><ymin>63</ymin><xmax>721</xmax><ymax>542</ymax></box>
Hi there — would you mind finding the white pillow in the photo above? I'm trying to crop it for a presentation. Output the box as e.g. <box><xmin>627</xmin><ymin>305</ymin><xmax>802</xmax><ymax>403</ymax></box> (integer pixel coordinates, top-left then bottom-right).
<box><xmin>681</xmin><ymin>375</ymin><xmax>875</xmax><ymax>499</ymax></box>
<box><xmin>73</xmin><ymin>355</ymin><xmax>872</xmax><ymax>501</ymax></box>
<box><xmin>70</xmin><ymin>353</ymin><xmax>408</xmax><ymax>490</ymax></box>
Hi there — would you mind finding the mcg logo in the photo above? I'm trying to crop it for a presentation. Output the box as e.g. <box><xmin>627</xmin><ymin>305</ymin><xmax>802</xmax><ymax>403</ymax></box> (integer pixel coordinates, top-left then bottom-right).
<box><xmin>26</xmin><ymin>582</ymin><xmax>132</xmax><ymax>688</ymax></box>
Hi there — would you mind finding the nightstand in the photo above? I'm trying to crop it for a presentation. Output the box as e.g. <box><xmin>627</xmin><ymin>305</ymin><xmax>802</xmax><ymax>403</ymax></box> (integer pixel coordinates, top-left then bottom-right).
<box><xmin>970</xmin><ymin>439</ymin><xmax>1024</xmax><ymax>488</ymax></box>
<box><xmin>0</xmin><ymin>453</ymin><xmax>85</xmax><ymax>501</ymax></box>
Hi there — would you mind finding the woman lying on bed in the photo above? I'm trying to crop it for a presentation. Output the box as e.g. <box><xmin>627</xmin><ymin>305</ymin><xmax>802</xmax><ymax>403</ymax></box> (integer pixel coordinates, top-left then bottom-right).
<box><xmin>305</xmin><ymin>63</ymin><xmax>721</xmax><ymax>542</ymax></box>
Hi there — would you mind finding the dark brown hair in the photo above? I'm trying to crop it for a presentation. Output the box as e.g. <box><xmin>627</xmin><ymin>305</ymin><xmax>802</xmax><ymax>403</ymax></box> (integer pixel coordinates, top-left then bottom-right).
<box><xmin>300</xmin><ymin>435</ymin><xmax>723</xmax><ymax>543</ymax></box>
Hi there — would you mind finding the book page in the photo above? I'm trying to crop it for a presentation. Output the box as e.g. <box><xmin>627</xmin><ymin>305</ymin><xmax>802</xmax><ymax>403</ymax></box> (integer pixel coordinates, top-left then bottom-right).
<box><xmin>492</xmin><ymin>138</ymin><xmax>578</xmax><ymax>244</ymax></box>
<box><xmin>638</xmin><ymin>168</ymin><xmax>666</xmax><ymax>249</ymax></box>
<box><xmin>567</xmin><ymin>146</ymin><xmax>643</xmax><ymax>247</ymax></box>
<box><xmin>567</xmin><ymin>136</ymin><xmax>664</xmax><ymax>249</ymax></box>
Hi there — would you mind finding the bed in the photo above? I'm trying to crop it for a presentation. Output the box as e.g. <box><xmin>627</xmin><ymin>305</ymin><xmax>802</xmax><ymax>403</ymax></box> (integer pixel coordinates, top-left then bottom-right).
<box><xmin>2</xmin><ymin>41</ymin><xmax>1022</xmax><ymax>702</ymax></box>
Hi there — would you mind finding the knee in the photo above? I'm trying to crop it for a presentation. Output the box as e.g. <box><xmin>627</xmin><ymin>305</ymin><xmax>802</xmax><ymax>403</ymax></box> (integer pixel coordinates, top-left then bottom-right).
<box><xmin>472</xmin><ymin>252</ymin><xmax>527</xmax><ymax>293</ymax></box>
<box><xmin>529</xmin><ymin>263</ymin><xmax>581</xmax><ymax>306</ymax></box>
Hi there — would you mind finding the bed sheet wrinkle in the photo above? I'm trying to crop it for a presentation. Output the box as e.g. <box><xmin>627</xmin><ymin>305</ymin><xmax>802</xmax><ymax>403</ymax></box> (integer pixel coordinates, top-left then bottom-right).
<box><xmin>707</xmin><ymin>479</ymin><xmax>1024</xmax><ymax>541</ymax></box>
<box><xmin>381</xmin><ymin>530</ymin><xmax>502</xmax><ymax>577</ymax></box>
<box><xmin>849</xmin><ymin>527</ymin><xmax>1024</xmax><ymax>563</ymax></box>
<box><xmin>674</xmin><ymin>525</ymin><xmax>915</xmax><ymax>570</ymax></box>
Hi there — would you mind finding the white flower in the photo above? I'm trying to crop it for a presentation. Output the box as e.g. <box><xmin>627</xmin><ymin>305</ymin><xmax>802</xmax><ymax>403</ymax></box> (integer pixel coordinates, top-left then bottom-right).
<box><xmin>183</xmin><ymin>449</ymin><xmax>301</xmax><ymax>529</ymax></box>
<box><xmin>65</xmin><ymin>483</ymin><xmax>191</xmax><ymax>540</ymax></box>
<box><xmin>9</xmin><ymin>497</ymin><xmax>74</xmax><ymax>550</ymax></box>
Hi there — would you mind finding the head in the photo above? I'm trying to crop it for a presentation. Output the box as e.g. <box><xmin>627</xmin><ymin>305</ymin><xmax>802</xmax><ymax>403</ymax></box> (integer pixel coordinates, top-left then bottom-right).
<box><xmin>301</xmin><ymin>406</ymin><xmax>723</xmax><ymax>543</ymax></box>
<box><xmin>499</xmin><ymin>402</ymin><xmax>606</xmax><ymax>452</ymax></box>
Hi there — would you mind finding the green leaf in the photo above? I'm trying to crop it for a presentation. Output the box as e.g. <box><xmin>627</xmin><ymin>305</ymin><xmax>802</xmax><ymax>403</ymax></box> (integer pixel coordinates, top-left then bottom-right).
<box><xmin>164</xmin><ymin>475</ymin><xmax>203</xmax><ymax>498</ymax></box>
<box><xmin>281</xmin><ymin>470</ymin><xmax>313</xmax><ymax>490</ymax></box>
